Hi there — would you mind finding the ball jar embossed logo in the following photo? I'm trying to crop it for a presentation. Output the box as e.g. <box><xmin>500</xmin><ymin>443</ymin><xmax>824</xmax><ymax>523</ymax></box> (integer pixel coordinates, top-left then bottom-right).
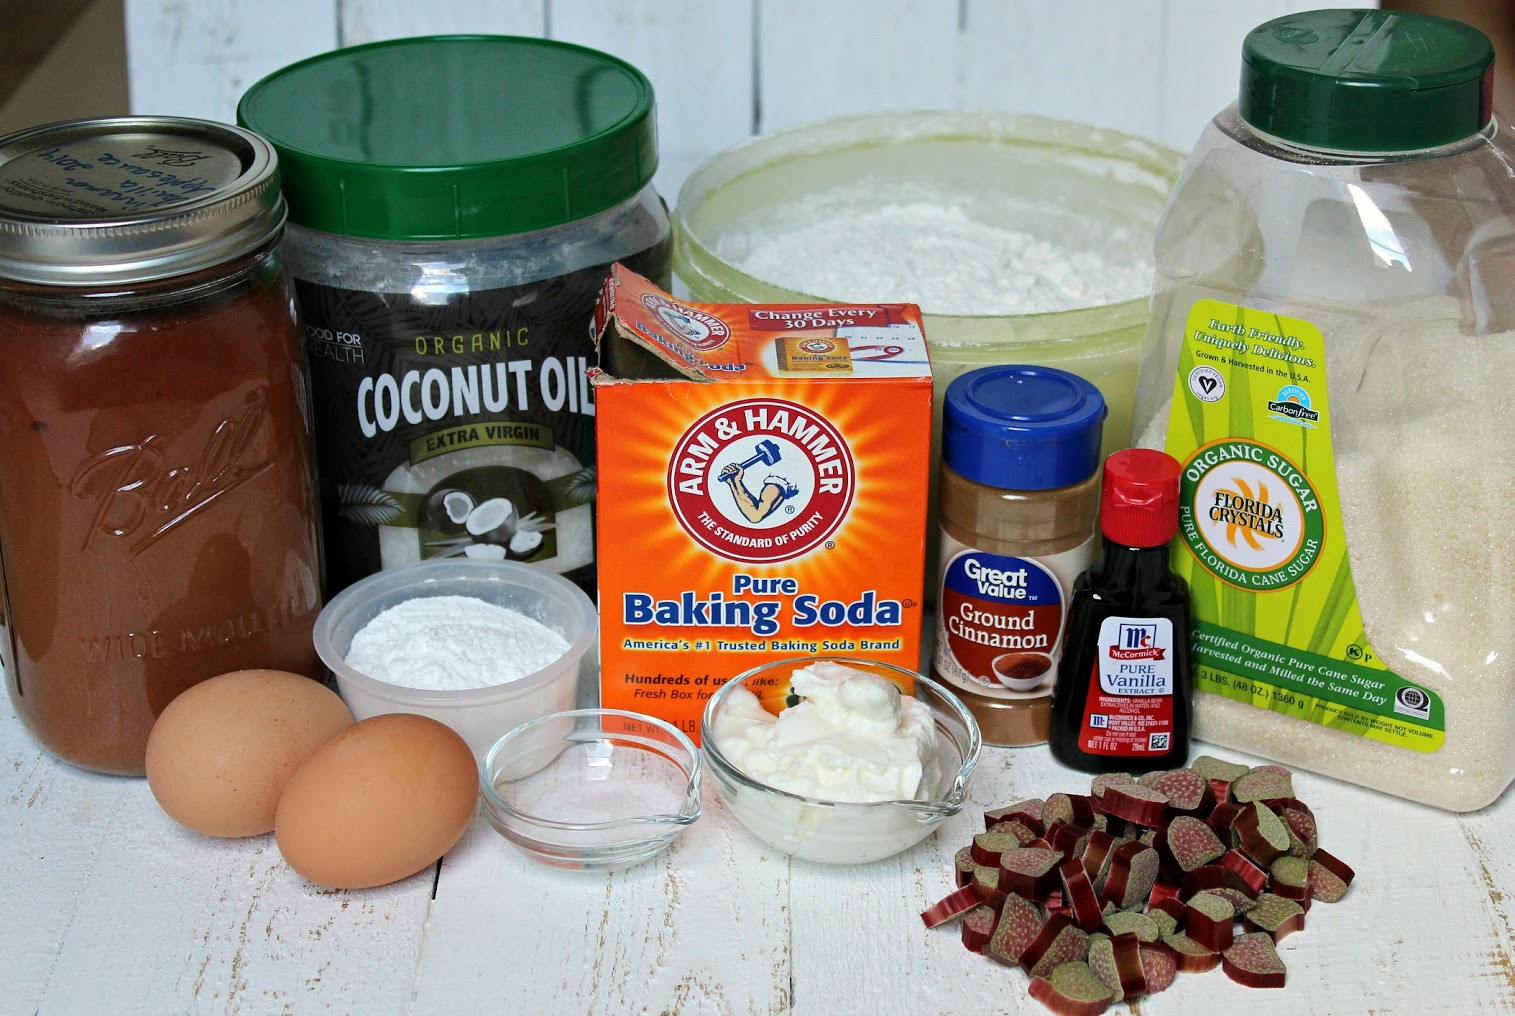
<box><xmin>69</xmin><ymin>394</ymin><xmax>273</xmax><ymax>553</ymax></box>
<box><xmin>666</xmin><ymin>397</ymin><xmax>855</xmax><ymax>563</ymax></box>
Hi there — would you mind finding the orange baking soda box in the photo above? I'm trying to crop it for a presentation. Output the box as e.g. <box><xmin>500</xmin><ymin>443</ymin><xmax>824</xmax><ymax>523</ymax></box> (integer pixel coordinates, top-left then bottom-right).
<box><xmin>590</xmin><ymin>264</ymin><xmax>933</xmax><ymax>741</ymax></box>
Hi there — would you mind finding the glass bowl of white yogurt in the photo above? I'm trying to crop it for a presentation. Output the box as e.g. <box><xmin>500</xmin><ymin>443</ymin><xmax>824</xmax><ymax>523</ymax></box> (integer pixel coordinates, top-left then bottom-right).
<box><xmin>701</xmin><ymin>657</ymin><xmax>981</xmax><ymax>864</ymax></box>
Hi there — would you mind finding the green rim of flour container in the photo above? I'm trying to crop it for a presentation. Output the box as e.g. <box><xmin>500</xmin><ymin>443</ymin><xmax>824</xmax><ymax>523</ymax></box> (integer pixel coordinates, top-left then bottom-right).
<box><xmin>674</xmin><ymin>110</ymin><xmax>1182</xmax><ymax>338</ymax></box>
<box><xmin>237</xmin><ymin>35</ymin><xmax>658</xmax><ymax>240</ymax></box>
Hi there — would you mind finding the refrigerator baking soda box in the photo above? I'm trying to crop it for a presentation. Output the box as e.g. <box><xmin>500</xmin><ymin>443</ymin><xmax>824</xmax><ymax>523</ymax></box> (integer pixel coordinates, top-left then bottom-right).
<box><xmin>591</xmin><ymin>265</ymin><xmax>933</xmax><ymax>740</ymax></box>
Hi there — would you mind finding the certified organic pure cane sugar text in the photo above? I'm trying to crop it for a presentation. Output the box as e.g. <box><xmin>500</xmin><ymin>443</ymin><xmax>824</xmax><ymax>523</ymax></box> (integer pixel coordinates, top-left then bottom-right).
<box><xmin>591</xmin><ymin>265</ymin><xmax>933</xmax><ymax>740</ymax></box>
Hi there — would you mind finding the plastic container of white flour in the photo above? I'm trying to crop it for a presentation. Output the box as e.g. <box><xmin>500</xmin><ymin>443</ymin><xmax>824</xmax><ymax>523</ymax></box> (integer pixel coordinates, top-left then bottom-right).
<box><xmin>313</xmin><ymin>560</ymin><xmax>597</xmax><ymax>759</ymax></box>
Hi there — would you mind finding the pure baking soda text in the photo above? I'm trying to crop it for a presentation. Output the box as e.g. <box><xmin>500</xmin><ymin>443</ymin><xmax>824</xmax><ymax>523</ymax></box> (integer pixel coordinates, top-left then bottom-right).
<box><xmin>591</xmin><ymin>266</ymin><xmax>932</xmax><ymax>740</ymax></box>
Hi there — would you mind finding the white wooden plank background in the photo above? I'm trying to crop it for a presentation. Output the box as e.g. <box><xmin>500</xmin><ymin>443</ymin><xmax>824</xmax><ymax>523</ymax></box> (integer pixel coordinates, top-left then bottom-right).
<box><xmin>124</xmin><ymin>0</ymin><xmax>1377</xmax><ymax>202</ymax></box>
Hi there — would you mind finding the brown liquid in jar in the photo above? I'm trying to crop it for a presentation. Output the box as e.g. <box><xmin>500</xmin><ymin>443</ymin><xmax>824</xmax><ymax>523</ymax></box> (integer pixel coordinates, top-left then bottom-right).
<box><xmin>0</xmin><ymin>246</ymin><xmax>323</xmax><ymax>774</ymax></box>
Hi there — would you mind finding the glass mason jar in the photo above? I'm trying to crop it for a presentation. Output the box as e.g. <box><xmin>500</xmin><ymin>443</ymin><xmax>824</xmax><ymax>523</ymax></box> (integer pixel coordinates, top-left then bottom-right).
<box><xmin>0</xmin><ymin>117</ymin><xmax>323</xmax><ymax>774</ymax></box>
<box><xmin>1132</xmin><ymin>10</ymin><xmax>1515</xmax><ymax>810</ymax></box>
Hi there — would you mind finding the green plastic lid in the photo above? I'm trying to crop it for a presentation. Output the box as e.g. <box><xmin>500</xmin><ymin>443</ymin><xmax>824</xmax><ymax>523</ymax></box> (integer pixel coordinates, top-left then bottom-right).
<box><xmin>1240</xmin><ymin>9</ymin><xmax>1493</xmax><ymax>153</ymax></box>
<box><xmin>237</xmin><ymin>35</ymin><xmax>657</xmax><ymax>240</ymax></box>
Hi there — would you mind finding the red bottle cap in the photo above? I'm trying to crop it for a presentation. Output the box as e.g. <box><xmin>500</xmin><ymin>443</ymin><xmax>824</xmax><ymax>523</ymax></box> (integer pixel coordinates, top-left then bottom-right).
<box><xmin>1100</xmin><ymin>448</ymin><xmax>1182</xmax><ymax>548</ymax></box>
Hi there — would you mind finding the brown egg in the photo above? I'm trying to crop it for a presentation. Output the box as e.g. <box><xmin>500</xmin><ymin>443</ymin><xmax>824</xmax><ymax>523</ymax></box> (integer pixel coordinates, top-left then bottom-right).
<box><xmin>145</xmin><ymin>669</ymin><xmax>353</xmax><ymax>837</ymax></box>
<box><xmin>274</xmin><ymin>713</ymin><xmax>479</xmax><ymax>889</ymax></box>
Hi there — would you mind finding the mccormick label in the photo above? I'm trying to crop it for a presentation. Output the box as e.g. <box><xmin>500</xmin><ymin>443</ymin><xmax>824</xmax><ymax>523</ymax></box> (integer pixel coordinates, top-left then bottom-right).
<box><xmin>592</xmin><ymin>265</ymin><xmax>932</xmax><ymax>741</ymax></box>
<box><xmin>1078</xmin><ymin>616</ymin><xmax>1177</xmax><ymax>756</ymax></box>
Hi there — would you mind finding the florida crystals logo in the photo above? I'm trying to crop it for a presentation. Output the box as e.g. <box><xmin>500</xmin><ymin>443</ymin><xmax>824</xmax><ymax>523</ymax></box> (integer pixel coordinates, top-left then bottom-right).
<box><xmin>640</xmin><ymin>292</ymin><xmax>731</xmax><ymax>351</ymax></box>
<box><xmin>667</xmin><ymin>398</ymin><xmax>856</xmax><ymax>563</ymax></box>
<box><xmin>1180</xmin><ymin>438</ymin><xmax>1325</xmax><ymax>589</ymax></box>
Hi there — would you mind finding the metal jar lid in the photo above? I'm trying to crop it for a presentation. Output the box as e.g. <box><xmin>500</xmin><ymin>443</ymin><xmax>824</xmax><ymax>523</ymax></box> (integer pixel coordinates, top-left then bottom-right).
<box><xmin>0</xmin><ymin>116</ymin><xmax>286</xmax><ymax>286</ymax></box>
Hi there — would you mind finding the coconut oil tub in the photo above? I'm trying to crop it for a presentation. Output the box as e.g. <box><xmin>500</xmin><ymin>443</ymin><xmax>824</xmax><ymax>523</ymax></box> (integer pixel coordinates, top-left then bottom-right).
<box><xmin>1133</xmin><ymin>10</ymin><xmax>1515</xmax><ymax>811</ymax></box>
<box><xmin>238</xmin><ymin>36</ymin><xmax>672</xmax><ymax>597</ymax></box>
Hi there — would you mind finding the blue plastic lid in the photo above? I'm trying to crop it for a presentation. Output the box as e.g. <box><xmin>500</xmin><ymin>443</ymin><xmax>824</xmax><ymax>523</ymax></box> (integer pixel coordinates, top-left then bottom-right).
<box><xmin>943</xmin><ymin>366</ymin><xmax>1106</xmax><ymax>490</ymax></box>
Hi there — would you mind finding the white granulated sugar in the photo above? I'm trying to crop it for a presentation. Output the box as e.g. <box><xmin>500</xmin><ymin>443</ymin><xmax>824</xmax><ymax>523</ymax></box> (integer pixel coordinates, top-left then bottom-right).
<box><xmin>345</xmin><ymin>594</ymin><xmax>571</xmax><ymax>691</ymax></box>
<box><xmin>725</xmin><ymin>199</ymin><xmax>1151</xmax><ymax>316</ymax></box>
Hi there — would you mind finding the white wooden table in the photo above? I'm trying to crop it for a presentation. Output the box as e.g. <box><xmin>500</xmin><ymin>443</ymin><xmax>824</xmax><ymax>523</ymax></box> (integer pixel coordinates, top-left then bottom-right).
<box><xmin>7</xmin><ymin>675</ymin><xmax>1513</xmax><ymax>1016</ymax></box>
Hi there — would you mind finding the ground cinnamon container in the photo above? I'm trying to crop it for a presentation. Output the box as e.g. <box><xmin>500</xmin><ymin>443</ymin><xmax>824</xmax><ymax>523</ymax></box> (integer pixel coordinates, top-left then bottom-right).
<box><xmin>932</xmin><ymin>366</ymin><xmax>1105</xmax><ymax>746</ymax></box>
<box><xmin>0</xmin><ymin>117</ymin><xmax>324</xmax><ymax>775</ymax></box>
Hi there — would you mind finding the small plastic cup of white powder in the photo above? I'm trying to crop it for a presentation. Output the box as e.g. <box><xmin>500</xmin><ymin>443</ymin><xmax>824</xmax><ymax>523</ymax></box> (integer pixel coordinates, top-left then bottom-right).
<box><xmin>313</xmin><ymin>560</ymin><xmax>598</xmax><ymax>760</ymax></box>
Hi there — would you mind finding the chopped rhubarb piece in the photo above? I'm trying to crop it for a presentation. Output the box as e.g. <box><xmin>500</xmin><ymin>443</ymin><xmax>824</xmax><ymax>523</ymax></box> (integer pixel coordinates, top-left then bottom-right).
<box><xmin>1234</xmin><ymin>802</ymin><xmax>1290</xmax><ymax>868</ymax></box>
<box><xmin>1045</xmin><ymin>792</ymin><xmax>1097</xmax><ymax>828</ymax></box>
<box><xmin>1085</xmin><ymin>936</ymin><xmax>1126</xmax><ymax>1005</ymax></box>
<box><xmin>1308</xmin><ymin>858</ymin><xmax>1351</xmax><ymax>903</ymax></box>
<box><xmin>986</xmin><ymin>893</ymin><xmax>1046</xmax><ymax>968</ymax></box>
<box><xmin>1025</xmin><ymin>837</ymin><xmax>1055</xmax><ymax>851</ymax></box>
<box><xmin>970</xmin><ymin>863</ymin><xmax>1006</xmax><ymax>909</ymax></box>
<box><xmin>1183</xmin><ymin>891</ymin><xmax>1235</xmax><ymax>953</ymax></box>
<box><xmin>1141</xmin><ymin>768</ymin><xmax>1215</xmax><ymax>815</ymax></box>
<box><xmin>1270</xmin><ymin>855</ymin><xmax>1310</xmax><ymax>902</ymax></box>
<box><xmin>921</xmin><ymin>884</ymin><xmax>983</xmax><ymax>928</ymax></box>
<box><xmin>972</xmin><ymin>830</ymin><xmax>1025</xmax><ymax>867</ymax></box>
<box><xmin>1195</xmin><ymin>887</ymin><xmax>1257</xmax><ymax>916</ymax></box>
<box><xmin>1146</xmin><ymin>906</ymin><xmax>1179</xmax><ymax>940</ymax></box>
<box><xmin>1061</xmin><ymin>860</ymin><xmax>1105</xmax><ymax>933</ymax></box>
<box><xmin>1110</xmin><ymin>932</ymin><xmax>1148</xmax><ymax>1000</ymax></box>
<box><xmin>1102</xmin><ymin>910</ymin><xmax>1159</xmax><ymax>942</ymax></box>
<box><xmin>1080</xmin><ymin>829</ymin><xmax>1117</xmax><ymax>882</ymax></box>
<box><xmin>1207</xmin><ymin>801</ymin><xmax>1244</xmax><ymax>840</ymax></box>
<box><xmin>1053</xmin><ymin>823</ymin><xmax>1093</xmax><ymax>865</ymax></box>
<box><xmin>954</xmin><ymin>846</ymin><xmax>976</xmax><ymax>887</ymax></box>
<box><xmin>1028</xmin><ymin>961</ymin><xmax>1116</xmax><ymax>1016</ymax></box>
<box><xmin>1191</xmin><ymin>755</ymin><xmax>1248</xmax><ymax>784</ymax></box>
<box><xmin>1244</xmin><ymin>893</ymin><xmax>1306</xmax><ymax>942</ymax></box>
<box><xmin>1090</xmin><ymin>772</ymin><xmax>1135</xmax><ymax>805</ymax></box>
<box><xmin>1102</xmin><ymin>784</ymin><xmax>1169</xmax><ymax>827</ymax></box>
<box><xmin>1278</xmin><ymin>804</ymin><xmax>1318</xmax><ymax>858</ymax></box>
<box><xmin>987</xmin><ymin>797</ymin><xmax>1045</xmax><ymax>829</ymax></box>
<box><xmin>1022</xmin><ymin>914</ymin><xmax>1092</xmax><ymax>979</ymax></box>
<box><xmin>960</xmin><ymin>903</ymin><xmax>998</xmax><ymax>953</ymax></box>
<box><xmin>1178</xmin><ymin>865</ymin><xmax>1254</xmax><ymax>903</ymax></box>
<box><xmin>988</xmin><ymin>817</ymin><xmax>1044</xmax><ymax>846</ymax></box>
<box><xmin>1310</xmin><ymin>847</ymin><xmax>1355</xmax><ymax>889</ymax></box>
<box><xmin>1156</xmin><ymin>815</ymin><xmax>1226</xmax><ymax>880</ymax></box>
<box><xmin>1098</xmin><ymin>841</ymin><xmax>1160</xmax><ymax>910</ymax></box>
<box><xmin>1231</xmin><ymin>767</ymin><xmax>1294</xmax><ymax>804</ymax></box>
<box><xmin>1162</xmin><ymin>933</ymin><xmax>1221</xmax><ymax>972</ymax></box>
<box><xmin>1223</xmin><ymin>932</ymin><xmax>1287</xmax><ymax>988</ymax></box>
<box><xmin>1148</xmin><ymin>895</ymin><xmax>1187</xmax><ymax>933</ymax></box>
<box><xmin>999</xmin><ymin>847</ymin><xmax>1065</xmax><ymax>899</ymax></box>
<box><xmin>1219</xmin><ymin>849</ymin><xmax>1269</xmax><ymax>895</ymax></box>
<box><xmin>1138</xmin><ymin>941</ymin><xmax>1179</xmax><ymax>994</ymax></box>
<box><xmin>1148</xmin><ymin>880</ymin><xmax>1182</xmax><ymax>908</ymax></box>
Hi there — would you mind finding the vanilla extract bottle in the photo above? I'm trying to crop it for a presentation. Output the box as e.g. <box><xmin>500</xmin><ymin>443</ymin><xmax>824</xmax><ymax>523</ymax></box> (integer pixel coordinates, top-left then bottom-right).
<box><xmin>1049</xmin><ymin>449</ymin><xmax>1191</xmax><ymax>774</ymax></box>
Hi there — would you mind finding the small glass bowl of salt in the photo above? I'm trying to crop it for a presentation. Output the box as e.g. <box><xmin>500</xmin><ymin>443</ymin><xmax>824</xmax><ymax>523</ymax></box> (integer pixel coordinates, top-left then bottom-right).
<box><xmin>313</xmin><ymin>560</ymin><xmax>597</xmax><ymax>760</ymax></box>
<box><xmin>480</xmin><ymin>709</ymin><xmax>702</xmax><ymax>870</ymax></box>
